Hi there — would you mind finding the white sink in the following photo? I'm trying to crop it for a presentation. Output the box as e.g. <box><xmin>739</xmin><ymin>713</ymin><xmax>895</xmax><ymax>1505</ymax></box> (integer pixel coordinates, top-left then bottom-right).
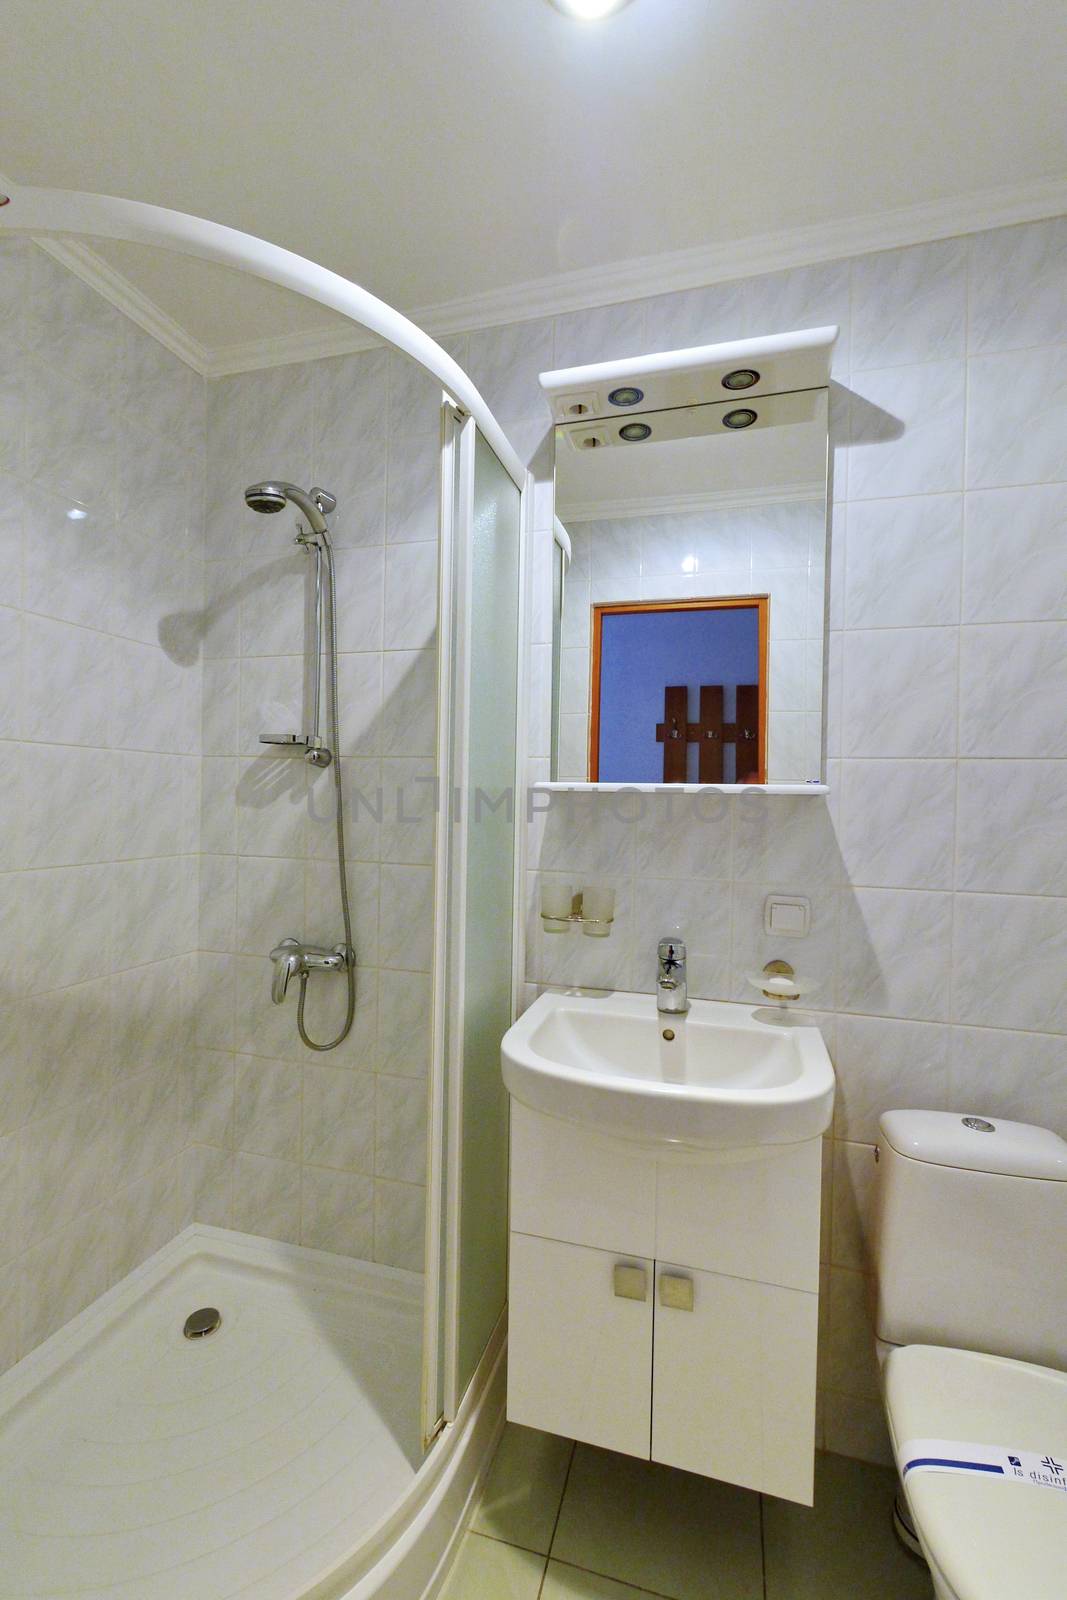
<box><xmin>501</xmin><ymin>989</ymin><xmax>835</xmax><ymax>1151</ymax></box>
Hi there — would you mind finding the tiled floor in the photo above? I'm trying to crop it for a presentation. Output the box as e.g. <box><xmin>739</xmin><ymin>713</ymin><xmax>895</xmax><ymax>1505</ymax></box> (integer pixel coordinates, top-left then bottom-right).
<box><xmin>442</xmin><ymin>1426</ymin><xmax>935</xmax><ymax>1600</ymax></box>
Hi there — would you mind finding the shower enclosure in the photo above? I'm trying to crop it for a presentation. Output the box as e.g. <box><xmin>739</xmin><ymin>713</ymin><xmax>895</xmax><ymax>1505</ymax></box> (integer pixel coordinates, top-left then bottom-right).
<box><xmin>0</xmin><ymin>184</ymin><xmax>526</xmax><ymax>1599</ymax></box>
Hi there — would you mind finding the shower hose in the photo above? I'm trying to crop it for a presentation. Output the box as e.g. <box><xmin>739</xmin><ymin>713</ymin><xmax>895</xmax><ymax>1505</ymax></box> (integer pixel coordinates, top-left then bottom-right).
<box><xmin>297</xmin><ymin>535</ymin><xmax>356</xmax><ymax>1051</ymax></box>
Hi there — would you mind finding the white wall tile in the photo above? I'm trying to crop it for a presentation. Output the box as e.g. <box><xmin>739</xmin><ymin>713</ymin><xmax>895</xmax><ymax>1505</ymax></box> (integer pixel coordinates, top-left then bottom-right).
<box><xmin>969</xmin><ymin>217</ymin><xmax>1067</xmax><ymax>355</ymax></box>
<box><xmin>833</xmin><ymin>1013</ymin><xmax>950</xmax><ymax>1141</ymax></box>
<box><xmin>374</xmin><ymin>1178</ymin><xmax>425</xmax><ymax>1272</ymax></box>
<box><xmin>301</xmin><ymin>1165</ymin><xmax>374</xmax><ymax>1257</ymax></box>
<box><xmin>303</xmin><ymin>1063</ymin><xmax>375</xmax><ymax>1172</ymax></box>
<box><xmin>377</xmin><ymin>969</ymin><xmax>432</xmax><ymax>1077</ymax></box>
<box><xmin>967</xmin><ymin>346</ymin><xmax>1067</xmax><ymax>489</ymax></box>
<box><xmin>552</xmin><ymin>302</ymin><xmax>647</xmax><ymax>369</ymax></box>
<box><xmin>375</xmin><ymin>1074</ymin><xmax>427</xmax><ymax>1184</ymax></box>
<box><xmin>634</xmin><ymin>791</ymin><xmax>732</xmax><ymax>879</ymax></box>
<box><xmin>837</xmin><ymin>887</ymin><xmax>953</xmax><ymax>1020</ymax></box>
<box><xmin>380</xmin><ymin>648</ymin><xmax>436</xmax><ymax>757</ymax></box>
<box><xmin>837</xmin><ymin>759</ymin><xmax>956</xmax><ymax>889</ymax></box>
<box><xmin>847</xmin><ymin>362</ymin><xmax>965</xmax><ymax>501</ymax></box>
<box><xmin>231</xmin><ymin>1151</ymin><xmax>301</xmax><ymax>1243</ymax></box>
<box><xmin>383</xmin><ymin>542</ymin><xmax>437</xmax><ymax>651</ymax></box>
<box><xmin>844</xmin><ymin>494</ymin><xmax>962</xmax><ymax>628</ymax></box>
<box><xmin>956</xmin><ymin>760</ymin><xmax>1067</xmax><ymax>895</ymax></box>
<box><xmin>23</xmin><ymin>614</ymin><xmax>115</xmax><ymax>747</ymax></box>
<box><xmin>962</xmin><ymin>484</ymin><xmax>1067</xmax><ymax>624</ymax></box>
<box><xmin>642</xmin><ymin>280</ymin><xmax>748</xmax><ymax>353</ymax></box>
<box><xmin>851</xmin><ymin>240</ymin><xmax>966</xmax><ymax>371</ymax></box>
<box><xmin>953</xmin><ymin>892</ymin><xmax>1067</xmax><ymax>1033</ymax></box>
<box><xmin>842</xmin><ymin>627</ymin><xmax>958</xmax><ymax>758</ymax></box>
<box><xmin>634</xmin><ymin>876</ymin><xmax>733</xmax><ymax>999</ymax></box>
<box><xmin>959</xmin><ymin>622</ymin><xmax>1067</xmax><ymax>757</ymax></box>
<box><xmin>950</xmin><ymin>1026</ymin><xmax>1067</xmax><ymax>1136</ymax></box>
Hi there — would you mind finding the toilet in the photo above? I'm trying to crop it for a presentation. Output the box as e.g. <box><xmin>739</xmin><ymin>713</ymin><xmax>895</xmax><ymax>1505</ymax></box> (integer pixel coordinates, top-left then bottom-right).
<box><xmin>872</xmin><ymin>1110</ymin><xmax>1067</xmax><ymax>1600</ymax></box>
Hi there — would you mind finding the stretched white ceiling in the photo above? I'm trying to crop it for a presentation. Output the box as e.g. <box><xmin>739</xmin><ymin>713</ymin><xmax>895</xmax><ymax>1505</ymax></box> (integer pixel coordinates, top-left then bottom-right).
<box><xmin>3</xmin><ymin>0</ymin><xmax>1066</xmax><ymax>366</ymax></box>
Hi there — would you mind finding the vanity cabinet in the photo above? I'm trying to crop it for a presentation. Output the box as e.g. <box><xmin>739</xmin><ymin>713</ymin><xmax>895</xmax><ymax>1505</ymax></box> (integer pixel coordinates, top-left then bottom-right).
<box><xmin>506</xmin><ymin>1102</ymin><xmax>822</xmax><ymax>1504</ymax></box>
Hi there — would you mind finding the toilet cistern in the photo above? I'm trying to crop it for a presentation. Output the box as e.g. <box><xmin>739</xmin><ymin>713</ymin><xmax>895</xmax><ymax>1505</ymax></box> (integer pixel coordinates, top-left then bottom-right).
<box><xmin>656</xmin><ymin>937</ymin><xmax>688</xmax><ymax>1014</ymax></box>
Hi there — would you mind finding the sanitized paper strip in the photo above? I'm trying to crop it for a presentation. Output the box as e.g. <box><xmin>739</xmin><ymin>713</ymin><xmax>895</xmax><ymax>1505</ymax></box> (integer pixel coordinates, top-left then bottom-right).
<box><xmin>900</xmin><ymin>1438</ymin><xmax>1067</xmax><ymax>1496</ymax></box>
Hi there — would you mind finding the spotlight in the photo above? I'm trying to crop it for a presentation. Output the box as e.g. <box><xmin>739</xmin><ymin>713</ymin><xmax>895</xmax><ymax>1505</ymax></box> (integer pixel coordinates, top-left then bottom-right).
<box><xmin>722</xmin><ymin>368</ymin><xmax>760</xmax><ymax>391</ymax></box>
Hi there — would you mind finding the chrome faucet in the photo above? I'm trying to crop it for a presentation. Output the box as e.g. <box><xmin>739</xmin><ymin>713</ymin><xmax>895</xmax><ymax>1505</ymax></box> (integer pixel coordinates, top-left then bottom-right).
<box><xmin>657</xmin><ymin>937</ymin><xmax>688</xmax><ymax>1015</ymax></box>
<box><xmin>270</xmin><ymin>937</ymin><xmax>349</xmax><ymax>1004</ymax></box>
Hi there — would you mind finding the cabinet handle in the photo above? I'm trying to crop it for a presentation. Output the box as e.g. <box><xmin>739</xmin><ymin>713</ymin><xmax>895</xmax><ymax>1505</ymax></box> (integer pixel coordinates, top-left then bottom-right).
<box><xmin>613</xmin><ymin>1264</ymin><xmax>648</xmax><ymax>1302</ymax></box>
<box><xmin>659</xmin><ymin>1272</ymin><xmax>694</xmax><ymax>1312</ymax></box>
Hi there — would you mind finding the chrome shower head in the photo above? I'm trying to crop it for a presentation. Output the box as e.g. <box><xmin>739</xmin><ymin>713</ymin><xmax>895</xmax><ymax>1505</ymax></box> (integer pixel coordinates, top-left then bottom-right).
<box><xmin>243</xmin><ymin>481</ymin><xmax>336</xmax><ymax>536</ymax></box>
<box><xmin>244</xmin><ymin>482</ymin><xmax>289</xmax><ymax>515</ymax></box>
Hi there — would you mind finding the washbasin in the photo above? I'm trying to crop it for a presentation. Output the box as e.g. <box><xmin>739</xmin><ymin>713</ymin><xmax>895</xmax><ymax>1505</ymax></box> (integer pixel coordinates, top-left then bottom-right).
<box><xmin>501</xmin><ymin>989</ymin><xmax>835</xmax><ymax>1150</ymax></box>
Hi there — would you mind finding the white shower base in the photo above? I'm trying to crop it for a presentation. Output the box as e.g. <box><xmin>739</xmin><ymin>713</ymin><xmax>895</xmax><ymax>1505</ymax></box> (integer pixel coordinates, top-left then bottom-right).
<box><xmin>0</xmin><ymin>1226</ymin><xmax>503</xmax><ymax>1600</ymax></box>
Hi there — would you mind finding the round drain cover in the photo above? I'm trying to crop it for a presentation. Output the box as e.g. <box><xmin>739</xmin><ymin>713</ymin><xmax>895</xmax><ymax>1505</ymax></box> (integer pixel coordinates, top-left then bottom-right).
<box><xmin>183</xmin><ymin>1306</ymin><xmax>222</xmax><ymax>1339</ymax></box>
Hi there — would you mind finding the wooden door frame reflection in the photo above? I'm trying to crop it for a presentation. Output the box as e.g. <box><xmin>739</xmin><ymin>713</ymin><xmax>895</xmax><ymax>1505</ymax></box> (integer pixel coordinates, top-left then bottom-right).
<box><xmin>588</xmin><ymin>595</ymin><xmax>769</xmax><ymax>784</ymax></box>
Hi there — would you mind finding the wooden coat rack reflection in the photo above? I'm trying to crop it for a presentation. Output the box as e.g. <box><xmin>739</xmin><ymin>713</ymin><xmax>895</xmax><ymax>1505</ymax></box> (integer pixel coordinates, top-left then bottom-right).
<box><xmin>657</xmin><ymin>684</ymin><xmax>762</xmax><ymax>783</ymax></box>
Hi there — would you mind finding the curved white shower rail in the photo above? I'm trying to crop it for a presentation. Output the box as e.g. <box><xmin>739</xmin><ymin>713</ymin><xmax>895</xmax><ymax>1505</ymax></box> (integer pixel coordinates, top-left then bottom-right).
<box><xmin>0</xmin><ymin>181</ymin><xmax>525</xmax><ymax>489</ymax></box>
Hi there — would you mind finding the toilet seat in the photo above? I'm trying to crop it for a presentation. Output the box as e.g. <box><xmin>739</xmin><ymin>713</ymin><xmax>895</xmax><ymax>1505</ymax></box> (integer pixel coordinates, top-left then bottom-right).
<box><xmin>884</xmin><ymin>1344</ymin><xmax>1067</xmax><ymax>1600</ymax></box>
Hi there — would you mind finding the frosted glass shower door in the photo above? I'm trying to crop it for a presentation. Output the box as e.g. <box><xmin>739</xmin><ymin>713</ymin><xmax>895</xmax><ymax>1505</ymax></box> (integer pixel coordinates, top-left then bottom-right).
<box><xmin>424</xmin><ymin>410</ymin><xmax>524</xmax><ymax>1439</ymax></box>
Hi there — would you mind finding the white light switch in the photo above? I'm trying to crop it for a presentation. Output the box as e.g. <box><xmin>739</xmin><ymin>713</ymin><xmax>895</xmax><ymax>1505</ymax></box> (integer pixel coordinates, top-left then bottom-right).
<box><xmin>764</xmin><ymin>895</ymin><xmax>810</xmax><ymax>937</ymax></box>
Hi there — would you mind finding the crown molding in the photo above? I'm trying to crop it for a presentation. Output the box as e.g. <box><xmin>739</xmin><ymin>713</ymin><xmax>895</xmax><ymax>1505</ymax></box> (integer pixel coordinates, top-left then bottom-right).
<box><xmin>202</xmin><ymin>318</ymin><xmax>381</xmax><ymax>377</ymax></box>
<box><xmin>206</xmin><ymin>171</ymin><xmax>1067</xmax><ymax>375</ymax></box>
<box><xmin>33</xmin><ymin>236</ymin><xmax>211</xmax><ymax>374</ymax></box>
<box><xmin>415</xmin><ymin>174</ymin><xmax>1067</xmax><ymax>335</ymax></box>
<box><xmin>17</xmin><ymin>171</ymin><xmax>1067</xmax><ymax>379</ymax></box>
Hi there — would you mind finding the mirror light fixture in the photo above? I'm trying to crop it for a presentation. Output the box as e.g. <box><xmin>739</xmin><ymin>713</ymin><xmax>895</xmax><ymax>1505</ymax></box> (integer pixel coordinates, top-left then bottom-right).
<box><xmin>722</xmin><ymin>368</ymin><xmax>760</xmax><ymax>390</ymax></box>
<box><xmin>550</xmin><ymin>0</ymin><xmax>633</xmax><ymax>19</ymax></box>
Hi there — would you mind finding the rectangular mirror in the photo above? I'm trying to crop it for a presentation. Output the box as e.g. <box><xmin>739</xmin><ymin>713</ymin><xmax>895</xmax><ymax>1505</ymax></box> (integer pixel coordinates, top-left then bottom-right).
<box><xmin>546</xmin><ymin>339</ymin><xmax>832</xmax><ymax>789</ymax></box>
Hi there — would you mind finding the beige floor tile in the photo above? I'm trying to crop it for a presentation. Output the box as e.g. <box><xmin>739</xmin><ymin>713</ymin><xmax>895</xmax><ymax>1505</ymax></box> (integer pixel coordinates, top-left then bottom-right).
<box><xmin>763</xmin><ymin>1451</ymin><xmax>935</xmax><ymax>1599</ymax></box>
<box><xmin>543</xmin><ymin>1560</ymin><xmax>665</xmax><ymax>1598</ymax></box>
<box><xmin>551</xmin><ymin>1446</ymin><xmax>763</xmax><ymax>1600</ymax></box>
<box><xmin>440</xmin><ymin>1532</ymin><xmax>547</xmax><ymax>1600</ymax></box>
<box><xmin>471</xmin><ymin>1422</ymin><xmax>574</xmax><ymax>1553</ymax></box>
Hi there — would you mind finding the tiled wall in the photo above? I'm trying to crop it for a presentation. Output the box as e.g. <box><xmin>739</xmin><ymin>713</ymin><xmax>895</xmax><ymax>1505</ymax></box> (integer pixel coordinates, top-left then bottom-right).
<box><xmin>0</xmin><ymin>240</ymin><xmax>205</xmax><ymax>1369</ymax></box>
<box><xmin>459</xmin><ymin>219</ymin><xmax>1067</xmax><ymax>1465</ymax></box>
<box><xmin>190</xmin><ymin>347</ymin><xmax>446</xmax><ymax>1272</ymax></box>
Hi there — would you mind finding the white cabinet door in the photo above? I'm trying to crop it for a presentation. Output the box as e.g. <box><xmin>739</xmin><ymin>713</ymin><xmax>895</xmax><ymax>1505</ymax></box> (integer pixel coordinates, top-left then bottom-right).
<box><xmin>651</xmin><ymin>1263</ymin><xmax>818</xmax><ymax>1504</ymax></box>
<box><xmin>510</xmin><ymin>1103</ymin><xmax>656</xmax><ymax>1257</ymax></box>
<box><xmin>507</xmin><ymin>1232</ymin><xmax>653</xmax><ymax>1459</ymax></box>
<box><xmin>656</xmin><ymin>1138</ymin><xmax>822</xmax><ymax>1292</ymax></box>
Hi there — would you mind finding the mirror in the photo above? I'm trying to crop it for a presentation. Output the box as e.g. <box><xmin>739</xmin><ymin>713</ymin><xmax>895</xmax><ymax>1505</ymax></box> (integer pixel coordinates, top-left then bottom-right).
<box><xmin>548</xmin><ymin>351</ymin><xmax>831</xmax><ymax>788</ymax></box>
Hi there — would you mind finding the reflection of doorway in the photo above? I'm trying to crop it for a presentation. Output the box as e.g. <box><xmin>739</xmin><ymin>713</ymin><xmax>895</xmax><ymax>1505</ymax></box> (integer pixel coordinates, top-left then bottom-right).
<box><xmin>589</xmin><ymin>597</ymin><xmax>769</xmax><ymax>783</ymax></box>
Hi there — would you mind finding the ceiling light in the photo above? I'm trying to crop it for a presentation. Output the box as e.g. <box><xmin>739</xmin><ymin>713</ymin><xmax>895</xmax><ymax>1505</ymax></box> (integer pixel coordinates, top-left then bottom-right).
<box><xmin>619</xmin><ymin>422</ymin><xmax>651</xmax><ymax>442</ymax></box>
<box><xmin>550</xmin><ymin>0</ymin><xmax>633</xmax><ymax>19</ymax></box>
<box><xmin>608</xmin><ymin>385</ymin><xmax>644</xmax><ymax>407</ymax></box>
<box><xmin>723</xmin><ymin>408</ymin><xmax>758</xmax><ymax>430</ymax></box>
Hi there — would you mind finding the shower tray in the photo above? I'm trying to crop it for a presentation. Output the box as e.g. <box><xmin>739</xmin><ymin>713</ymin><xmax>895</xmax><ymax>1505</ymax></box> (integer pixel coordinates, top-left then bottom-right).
<box><xmin>0</xmin><ymin>1226</ymin><xmax>424</xmax><ymax>1600</ymax></box>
